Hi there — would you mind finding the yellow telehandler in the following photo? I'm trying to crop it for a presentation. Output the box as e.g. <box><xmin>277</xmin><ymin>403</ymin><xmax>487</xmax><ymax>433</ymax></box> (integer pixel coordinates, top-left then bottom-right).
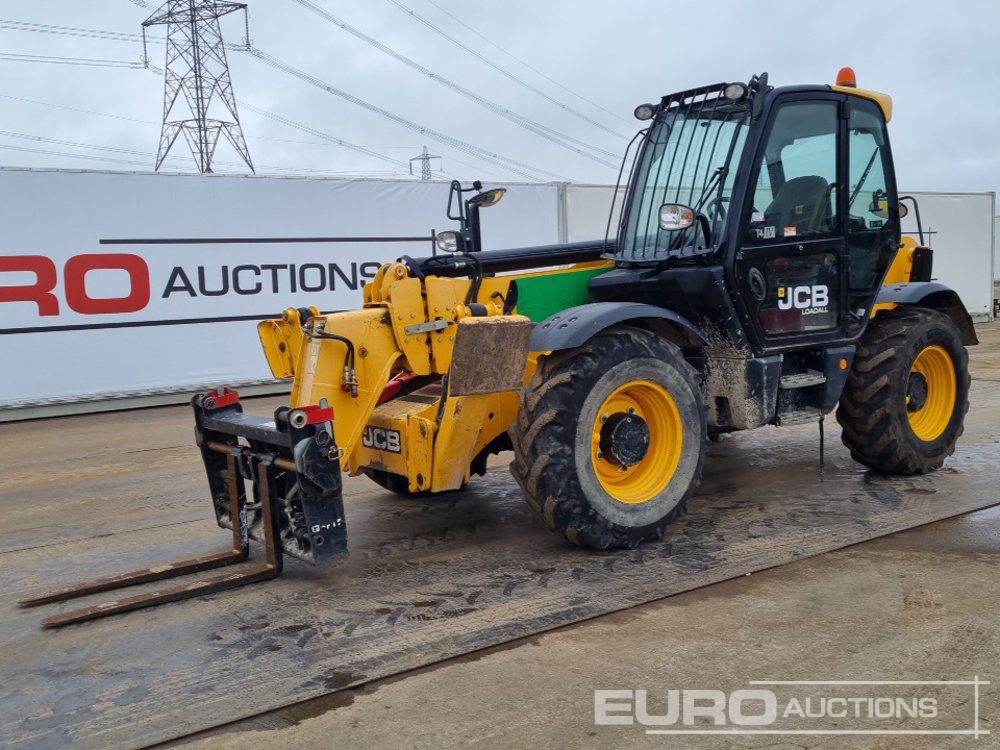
<box><xmin>23</xmin><ymin>69</ymin><xmax>976</xmax><ymax>626</ymax></box>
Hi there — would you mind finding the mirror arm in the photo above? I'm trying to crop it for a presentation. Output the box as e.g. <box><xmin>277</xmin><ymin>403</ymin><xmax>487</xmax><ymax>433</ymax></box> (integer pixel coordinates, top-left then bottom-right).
<box><xmin>695</xmin><ymin>213</ymin><xmax>713</xmax><ymax>248</ymax></box>
<box><xmin>899</xmin><ymin>195</ymin><xmax>924</xmax><ymax>245</ymax></box>
<box><xmin>464</xmin><ymin>198</ymin><xmax>484</xmax><ymax>253</ymax></box>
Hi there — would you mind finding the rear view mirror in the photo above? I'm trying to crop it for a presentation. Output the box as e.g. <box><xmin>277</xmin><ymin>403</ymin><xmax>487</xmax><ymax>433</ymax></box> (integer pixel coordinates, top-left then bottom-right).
<box><xmin>468</xmin><ymin>188</ymin><xmax>506</xmax><ymax>208</ymax></box>
<box><xmin>868</xmin><ymin>190</ymin><xmax>889</xmax><ymax>217</ymax></box>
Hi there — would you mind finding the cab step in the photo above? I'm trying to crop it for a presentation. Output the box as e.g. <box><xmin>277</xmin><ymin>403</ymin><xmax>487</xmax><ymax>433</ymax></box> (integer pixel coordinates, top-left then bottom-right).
<box><xmin>779</xmin><ymin>369</ymin><xmax>827</xmax><ymax>389</ymax></box>
<box><xmin>776</xmin><ymin>407</ymin><xmax>824</xmax><ymax>426</ymax></box>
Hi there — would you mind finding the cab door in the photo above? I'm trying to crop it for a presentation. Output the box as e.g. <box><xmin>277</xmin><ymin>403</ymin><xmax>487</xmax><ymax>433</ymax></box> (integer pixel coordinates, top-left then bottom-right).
<box><xmin>842</xmin><ymin>97</ymin><xmax>902</xmax><ymax>337</ymax></box>
<box><xmin>733</xmin><ymin>95</ymin><xmax>849</xmax><ymax>352</ymax></box>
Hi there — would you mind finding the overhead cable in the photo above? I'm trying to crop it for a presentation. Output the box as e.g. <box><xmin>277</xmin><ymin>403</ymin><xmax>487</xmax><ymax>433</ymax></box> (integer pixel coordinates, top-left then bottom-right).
<box><xmin>0</xmin><ymin>130</ymin><xmax>417</xmax><ymax>176</ymax></box>
<box><xmin>241</xmin><ymin>46</ymin><xmax>565</xmax><ymax>182</ymax></box>
<box><xmin>238</xmin><ymin>102</ymin><xmax>413</xmax><ymax>172</ymax></box>
<box><xmin>0</xmin><ymin>92</ymin><xmax>157</xmax><ymax>125</ymax></box>
<box><xmin>0</xmin><ymin>90</ymin><xmax>422</xmax><ymax>169</ymax></box>
<box><xmin>0</xmin><ymin>52</ymin><xmax>146</xmax><ymax>68</ymax></box>
<box><xmin>423</xmin><ymin>0</ymin><xmax>633</xmax><ymax>128</ymax></box>
<box><xmin>0</xmin><ymin>143</ymin><xmax>154</xmax><ymax>168</ymax></box>
<box><xmin>289</xmin><ymin>0</ymin><xmax>617</xmax><ymax>167</ymax></box>
<box><xmin>0</xmin><ymin>18</ymin><xmax>144</xmax><ymax>42</ymax></box>
<box><xmin>387</xmin><ymin>0</ymin><xmax>631</xmax><ymax>137</ymax></box>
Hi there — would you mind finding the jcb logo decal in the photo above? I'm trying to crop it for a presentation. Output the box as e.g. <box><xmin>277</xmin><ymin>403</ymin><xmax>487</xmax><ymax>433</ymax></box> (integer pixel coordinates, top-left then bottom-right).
<box><xmin>777</xmin><ymin>284</ymin><xmax>829</xmax><ymax>314</ymax></box>
<box><xmin>362</xmin><ymin>425</ymin><xmax>402</xmax><ymax>453</ymax></box>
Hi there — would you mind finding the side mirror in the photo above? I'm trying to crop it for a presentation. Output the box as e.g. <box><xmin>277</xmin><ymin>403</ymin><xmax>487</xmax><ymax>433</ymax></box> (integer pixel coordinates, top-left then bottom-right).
<box><xmin>868</xmin><ymin>189</ymin><xmax>891</xmax><ymax>217</ymax></box>
<box><xmin>898</xmin><ymin>201</ymin><xmax>909</xmax><ymax>218</ymax></box>
<box><xmin>435</xmin><ymin>230</ymin><xmax>463</xmax><ymax>253</ymax></box>
<box><xmin>468</xmin><ymin>188</ymin><xmax>506</xmax><ymax>208</ymax></box>
<box><xmin>659</xmin><ymin>203</ymin><xmax>695</xmax><ymax>231</ymax></box>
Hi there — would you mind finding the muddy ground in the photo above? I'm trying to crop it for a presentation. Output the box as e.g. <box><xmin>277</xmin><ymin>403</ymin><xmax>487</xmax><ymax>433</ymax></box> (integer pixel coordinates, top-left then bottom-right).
<box><xmin>1</xmin><ymin>321</ymin><xmax>997</xmax><ymax>750</ymax></box>
<box><xmin>176</xmin><ymin>319</ymin><xmax>1000</xmax><ymax>750</ymax></box>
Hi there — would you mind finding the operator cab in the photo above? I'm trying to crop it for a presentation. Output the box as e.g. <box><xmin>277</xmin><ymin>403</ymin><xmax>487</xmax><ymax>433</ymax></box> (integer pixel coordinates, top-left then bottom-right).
<box><xmin>591</xmin><ymin>69</ymin><xmax>905</xmax><ymax>355</ymax></box>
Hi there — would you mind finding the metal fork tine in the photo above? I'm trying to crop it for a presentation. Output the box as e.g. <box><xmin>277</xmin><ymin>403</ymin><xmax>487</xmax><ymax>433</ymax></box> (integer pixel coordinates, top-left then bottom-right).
<box><xmin>20</xmin><ymin>452</ymin><xmax>250</xmax><ymax>608</ymax></box>
<box><xmin>40</xmin><ymin>562</ymin><xmax>280</xmax><ymax>628</ymax></box>
<box><xmin>19</xmin><ymin>453</ymin><xmax>289</xmax><ymax>629</ymax></box>
<box><xmin>18</xmin><ymin>548</ymin><xmax>248</xmax><ymax>608</ymax></box>
<box><xmin>35</xmin><ymin>463</ymin><xmax>283</xmax><ymax>628</ymax></box>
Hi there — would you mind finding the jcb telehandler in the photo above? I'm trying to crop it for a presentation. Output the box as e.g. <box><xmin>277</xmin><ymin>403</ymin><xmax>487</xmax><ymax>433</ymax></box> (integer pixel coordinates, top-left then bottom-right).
<box><xmin>23</xmin><ymin>68</ymin><xmax>976</xmax><ymax>627</ymax></box>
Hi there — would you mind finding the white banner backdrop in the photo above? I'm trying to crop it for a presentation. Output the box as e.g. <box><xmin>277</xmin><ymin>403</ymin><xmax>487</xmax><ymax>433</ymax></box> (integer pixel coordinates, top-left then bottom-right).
<box><xmin>0</xmin><ymin>169</ymin><xmax>559</xmax><ymax>410</ymax></box>
<box><xmin>565</xmin><ymin>185</ymin><xmax>996</xmax><ymax>319</ymax></box>
<box><xmin>563</xmin><ymin>183</ymin><xmax>625</xmax><ymax>243</ymax></box>
<box><xmin>994</xmin><ymin>215</ymin><xmax>999</xmax><ymax>282</ymax></box>
<box><xmin>0</xmin><ymin>168</ymin><xmax>991</xmax><ymax>416</ymax></box>
<box><xmin>899</xmin><ymin>192</ymin><xmax>995</xmax><ymax>319</ymax></box>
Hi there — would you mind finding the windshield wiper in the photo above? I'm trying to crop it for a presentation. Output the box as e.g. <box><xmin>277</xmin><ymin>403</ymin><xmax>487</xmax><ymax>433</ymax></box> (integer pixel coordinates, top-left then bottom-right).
<box><xmin>849</xmin><ymin>147</ymin><xmax>879</xmax><ymax>208</ymax></box>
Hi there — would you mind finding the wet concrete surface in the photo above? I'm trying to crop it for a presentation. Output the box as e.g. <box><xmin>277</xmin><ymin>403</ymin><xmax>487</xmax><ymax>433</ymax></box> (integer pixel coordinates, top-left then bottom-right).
<box><xmin>170</xmin><ymin>504</ymin><xmax>1000</xmax><ymax>750</ymax></box>
<box><xmin>970</xmin><ymin>317</ymin><xmax>1000</xmax><ymax>382</ymax></box>
<box><xmin>1</xmin><ymin>324</ymin><xmax>998</xmax><ymax>750</ymax></box>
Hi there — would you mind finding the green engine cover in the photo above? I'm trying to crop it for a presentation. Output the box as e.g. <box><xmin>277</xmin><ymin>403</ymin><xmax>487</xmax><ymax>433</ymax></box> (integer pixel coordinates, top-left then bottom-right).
<box><xmin>513</xmin><ymin>266</ymin><xmax>608</xmax><ymax>322</ymax></box>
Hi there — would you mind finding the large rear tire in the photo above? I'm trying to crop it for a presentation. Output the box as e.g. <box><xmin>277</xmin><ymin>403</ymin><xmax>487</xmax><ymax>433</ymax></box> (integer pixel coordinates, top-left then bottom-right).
<box><xmin>837</xmin><ymin>307</ymin><xmax>969</xmax><ymax>474</ymax></box>
<box><xmin>511</xmin><ymin>327</ymin><xmax>707</xmax><ymax>549</ymax></box>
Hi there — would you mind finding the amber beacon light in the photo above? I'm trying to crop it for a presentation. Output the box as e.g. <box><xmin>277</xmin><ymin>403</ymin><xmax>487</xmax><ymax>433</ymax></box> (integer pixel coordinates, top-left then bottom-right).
<box><xmin>836</xmin><ymin>66</ymin><xmax>857</xmax><ymax>87</ymax></box>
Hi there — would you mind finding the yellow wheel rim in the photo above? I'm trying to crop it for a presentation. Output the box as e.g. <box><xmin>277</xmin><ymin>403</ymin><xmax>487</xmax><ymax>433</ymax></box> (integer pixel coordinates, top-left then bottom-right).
<box><xmin>591</xmin><ymin>380</ymin><xmax>683</xmax><ymax>503</ymax></box>
<box><xmin>907</xmin><ymin>344</ymin><xmax>957</xmax><ymax>442</ymax></box>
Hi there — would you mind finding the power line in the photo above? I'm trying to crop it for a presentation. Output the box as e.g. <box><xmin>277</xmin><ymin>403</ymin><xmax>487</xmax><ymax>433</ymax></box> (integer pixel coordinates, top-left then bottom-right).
<box><xmin>123</xmin><ymin>6</ymin><xmax>550</xmax><ymax>180</ymax></box>
<box><xmin>0</xmin><ymin>52</ymin><xmax>146</xmax><ymax>68</ymax></box>
<box><xmin>0</xmin><ymin>4</ymin><xmax>608</xmax><ymax>162</ymax></box>
<box><xmin>0</xmin><ymin>128</ymin><xmax>237</xmax><ymax>170</ymax></box>
<box><xmin>9</xmin><ymin>5</ymin><xmax>555</xmax><ymax>181</ymax></box>
<box><xmin>0</xmin><ymin>19</ymin><xmax>144</xmax><ymax>41</ymax></box>
<box><xmin>238</xmin><ymin>102</ymin><xmax>414</xmax><ymax>172</ymax></box>
<box><xmin>0</xmin><ymin>90</ymin><xmax>444</xmax><ymax>177</ymax></box>
<box><xmin>387</xmin><ymin>0</ymin><xmax>630</xmax><ymax>137</ymax></box>
<box><xmin>0</xmin><ymin>143</ymin><xmax>156</xmax><ymax>168</ymax></box>
<box><xmin>241</xmin><ymin>46</ymin><xmax>564</xmax><ymax>182</ymax></box>
<box><xmin>0</xmin><ymin>92</ymin><xmax>157</xmax><ymax>125</ymax></box>
<box><xmin>421</xmin><ymin>0</ymin><xmax>634</xmax><ymax>128</ymax></box>
<box><xmin>0</xmin><ymin>129</ymin><xmax>161</xmax><ymax>157</ymax></box>
<box><xmin>0</xmin><ymin>88</ymin><xmax>408</xmax><ymax>158</ymax></box>
<box><xmin>0</xmin><ymin>129</ymin><xmax>414</xmax><ymax>176</ymax></box>
<box><xmin>0</xmin><ymin>17</ymin><xmax>423</xmax><ymax>171</ymax></box>
<box><xmin>289</xmin><ymin>0</ymin><xmax>617</xmax><ymax>167</ymax></box>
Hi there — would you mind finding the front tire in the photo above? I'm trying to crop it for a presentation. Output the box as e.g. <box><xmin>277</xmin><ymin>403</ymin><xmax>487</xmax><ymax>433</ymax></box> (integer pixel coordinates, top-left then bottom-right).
<box><xmin>837</xmin><ymin>308</ymin><xmax>969</xmax><ymax>474</ymax></box>
<box><xmin>511</xmin><ymin>328</ymin><xmax>707</xmax><ymax>549</ymax></box>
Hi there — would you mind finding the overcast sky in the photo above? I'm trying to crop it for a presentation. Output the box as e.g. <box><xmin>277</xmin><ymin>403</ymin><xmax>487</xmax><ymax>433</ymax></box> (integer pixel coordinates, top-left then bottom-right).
<box><xmin>0</xmin><ymin>0</ymin><xmax>998</xmax><ymax>200</ymax></box>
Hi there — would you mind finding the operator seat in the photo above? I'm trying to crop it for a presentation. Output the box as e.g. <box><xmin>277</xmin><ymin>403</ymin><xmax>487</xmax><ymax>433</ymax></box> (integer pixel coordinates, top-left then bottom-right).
<box><xmin>764</xmin><ymin>175</ymin><xmax>831</xmax><ymax>235</ymax></box>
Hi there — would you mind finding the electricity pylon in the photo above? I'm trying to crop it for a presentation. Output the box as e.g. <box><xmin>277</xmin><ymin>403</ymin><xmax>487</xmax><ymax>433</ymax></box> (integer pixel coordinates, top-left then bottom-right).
<box><xmin>409</xmin><ymin>145</ymin><xmax>441</xmax><ymax>180</ymax></box>
<box><xmin>142</xmin><ymin>1</ymin><xmax>254</xmax><ymax>173</ymax></box>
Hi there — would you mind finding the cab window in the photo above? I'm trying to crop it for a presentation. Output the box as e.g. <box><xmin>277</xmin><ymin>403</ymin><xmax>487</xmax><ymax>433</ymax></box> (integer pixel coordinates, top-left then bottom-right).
<box><xmin>746</xmin><ymin>101</ymin><xmax>840</xmax><ymax>242</ymax></box>
<box><xmin>847</xmin><ymin>99</ymin><xmax>894</xmax><ymax>292</ymax></box>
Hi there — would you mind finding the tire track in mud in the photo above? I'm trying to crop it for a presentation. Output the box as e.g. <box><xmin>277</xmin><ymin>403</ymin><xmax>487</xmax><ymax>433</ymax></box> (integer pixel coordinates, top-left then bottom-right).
<box><xmin>2</xmin><ymin>385</ymin><xmax>999</xmax><ymax>750</ymax></box>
